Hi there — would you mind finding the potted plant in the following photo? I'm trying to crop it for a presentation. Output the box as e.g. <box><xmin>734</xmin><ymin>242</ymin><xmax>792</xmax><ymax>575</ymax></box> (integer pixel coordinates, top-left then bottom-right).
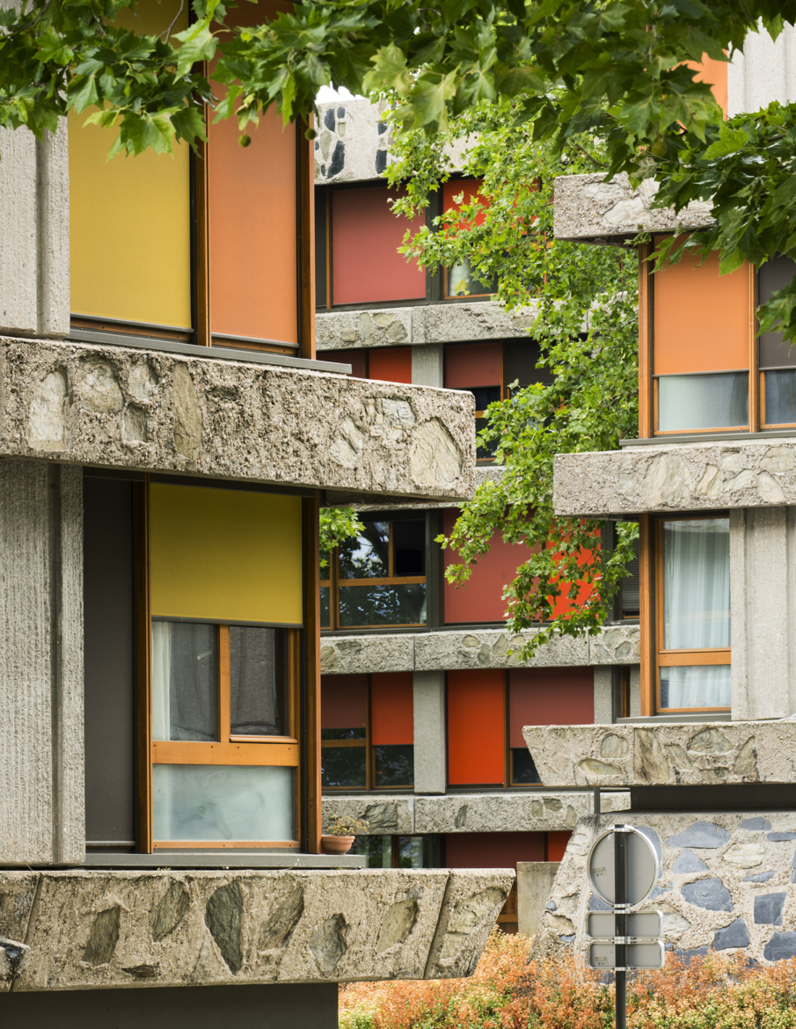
<box><xmin>320</xmin><ymin>816</ymin><xmax>369</xmax><ymax>856</ymax></box>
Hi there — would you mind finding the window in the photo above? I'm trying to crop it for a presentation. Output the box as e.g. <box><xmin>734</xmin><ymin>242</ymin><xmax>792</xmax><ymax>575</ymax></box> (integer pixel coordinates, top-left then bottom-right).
<box><xmin>759</xmin><ymin>256</ymin><xmax>796</xmax><ymax>427</ymax></box>
<box><xmin>654</xmin><ymin>517</ymin><xmax>731</xmax><ymax>712</ymax></box>
<box><xmin>320</xmin><ymin>515</ymin><xmax>427</xmax><ymax>630</ymax></box>
<box><xmin>351</xmin><ymin>835</ymin><xmax>441</xmax><ymax>868</ymax></box>
<box><xmin>442</xmin><ymin>179</ymin><xmax>498</xmax><ymax>298</ymax></box>
<box><xmin>320</xmin><ymin>673</ymin><xmax>414</xmax><ymax>790</ymax></box>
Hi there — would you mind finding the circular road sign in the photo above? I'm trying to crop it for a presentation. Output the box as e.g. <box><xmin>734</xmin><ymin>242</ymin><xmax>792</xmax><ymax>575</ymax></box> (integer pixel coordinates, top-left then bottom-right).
<box><xmin>587</xmin><ymin>826</ymin><xmax>659</xmax><ymax>907</ymax></box>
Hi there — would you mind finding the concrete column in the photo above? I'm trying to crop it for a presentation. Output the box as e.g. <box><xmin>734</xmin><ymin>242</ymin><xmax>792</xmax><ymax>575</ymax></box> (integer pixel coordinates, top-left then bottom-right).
<box><xmin>412</xmin><ymin>344</ymin><xmax>444</xmax><ymax>388</ymax></box>
<box><xmin>728</xmin><ymin>22</ymin><xmax>796</xmax><ymax>117</ymax></box>
<box><xmin>517</xmin><ymin>861</ymin><xmax>560</xmax><ymax>937</ymax></box>
<box><xmin>0</xmin><ymin>459</ymin><xmax>84</xmax><ymax>865</ymax></box>
<box><xmin>593</xmin><ymin>667</ymin><xmax>613</xmax><ymax>723</ymax></box>
<box><xmin>731</xmin><ymin>507</ymin><xmax>796</xmax><ymax>720</ymax></box>
<box><xmin>0</xmin><ymin>121</ymin><xmax>69</xmax><ymax>338</ymax></box>
<box><xmin>413</xmin><ymin>671</ymin><xmax>446</xmax><ymax>794</ymax></box>
<box><xmin>629</xmin><ymin>665</ymin><xmax>641</xmax><ymax>717</ymax></box>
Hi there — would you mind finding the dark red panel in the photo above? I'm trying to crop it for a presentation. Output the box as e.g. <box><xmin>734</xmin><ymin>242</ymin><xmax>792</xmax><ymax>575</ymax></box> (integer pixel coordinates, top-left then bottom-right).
<box><xmin>442</xmin><ymin>177</ymin><xmax>490</xmax><ymax>226</ymax></box>
<box><xmin>369</xmin><ymin>347</ymin><xmax>412</xmax><ymax>384</ymax></box>
<box><xmin>371</xmin><ymin>672</ymin><xmax>413</xmax><ymax>745</ymax></box>
<box><xmin>443</xmin><ymin>510</ymin><xmax>523</xmax><ymax>624</ymax></box>
<box><xmin>330</xmin><ymin>349</ymin><xmax>367</xmax><ymax>379</ymax></box>
<box><xmin>447</xmin><ymin>670</ymin><xmax>504</xmax><ymax>785</ymax></box>
<box><xmin>548</xmin><ymin>831</ymin><xmax>572</xmax><ymax>863</ymax></box>
<box><xmin>321</xmin><ymin>674</ymin><xmax>368</xmax><ymax>729</ymax></box>
<box><xmin>444</xmin><ymin>342</ymin><xmax>502</xmax><ymax>389</ymax></box>
<box><xmin>508</xmin><ymin>667</ymin><xmax>594</xmax><ymax>747</ymax></box>
<box><xmin>446</xmin><ymin>831</ymin><xmax>545</xmax><ymax>868</ymax></box>
<box><xmin>332</xmin><ymin>186</ymin><xmax>425</xmax><ymax>305</ymax></box>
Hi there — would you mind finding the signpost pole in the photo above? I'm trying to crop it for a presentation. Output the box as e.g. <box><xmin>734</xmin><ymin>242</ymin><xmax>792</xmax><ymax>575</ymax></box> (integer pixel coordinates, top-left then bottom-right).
<box><xmin>614</xmin><ymin>829</ymin><xmax>627</xmax><ymax>1029</ymax></box>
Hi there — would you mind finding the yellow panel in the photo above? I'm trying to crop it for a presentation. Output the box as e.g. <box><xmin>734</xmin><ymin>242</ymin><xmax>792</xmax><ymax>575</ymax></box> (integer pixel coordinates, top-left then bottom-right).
<box><xmin>68</xmin><ymin>0</ymin><xmax>191</xmax><ymax>328</ymax></box>
<box><xmin>150</xmin><ymin>485</ymin><xmax>303</xmax><ymax>623</ymax></box>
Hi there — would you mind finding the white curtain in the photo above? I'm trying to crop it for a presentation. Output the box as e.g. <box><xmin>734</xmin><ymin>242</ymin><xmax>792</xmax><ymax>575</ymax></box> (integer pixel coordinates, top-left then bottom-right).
<box><xmin>151</xmin><ymin>621</ymin><xmax>172</xmax><ymax>742</ymax></box>
<box><xmin>658</xmin><ymin>373</ymin><xmax>748</xmax><ymax>432</ymax></box>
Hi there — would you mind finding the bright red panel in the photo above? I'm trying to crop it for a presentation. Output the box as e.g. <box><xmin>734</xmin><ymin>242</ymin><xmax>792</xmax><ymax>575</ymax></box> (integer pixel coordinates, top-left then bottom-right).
<box><xmin>548</xmin><ymin>831</ymin><xmax>572</xmax><ymax>863</ymax></box>
<box><xmin>443</xmin><ymin>510</ymin><xmax>523</xmax><ymax>624</ymax></box>
<box><xmin>371</xmin><ymin>672</ymin><xmax>413</xmax><ymax>745</ymax></box>
<box><xmin>332</xmin><ymin>186</ymin><xmax>425</xmax><ymax>305</ymax></box>
<box><xmin>444</xmin><ymin>342</ymin><xmax>502</xmax><ymax>389</ymax></box>
<box><xmin>442</xmin><ymin>177</ymin><xmax>490</xmax><ymax>226</ymax></box>
<box><xmin>447</xmin><ymin>670</ymin><xmax>504</xmax><ymax>785</ymax></box>
<box><xmin>330</xmin><ymin>349</ymin><xmax>368</xmax><ymax>378</ymax></box>
<box><xmin>446</xmin><ymin>831</ymin><xmax>545</xmax><ymax>868</ymax></box>
<box><xmin>369</xmin><ymin>347</ymin><xmax>412</xmax><ymax>384</ymax></box>
<box><xmin>321</xmin><ymin>674</ymin><xmax>368</xmax><ymax>730</ymax></box>
<box><xmin>508</xmin><ymin>667</ymin><xmax>594</xmax><ymax>747</ymax></box>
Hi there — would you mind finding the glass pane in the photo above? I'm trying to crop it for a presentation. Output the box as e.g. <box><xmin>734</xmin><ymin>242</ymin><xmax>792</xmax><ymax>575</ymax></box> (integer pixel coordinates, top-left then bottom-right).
<box><xmin>374</xmin><ymin>744</ymin><xmax>414</xmax><ymax>787</ymax></box>
<box><xmin>338</xmin><ymin>520</ymin><xmax>389</xmax><ymax>579</ymax></box>
<box><xmin>229</xmin><ymin>626</ymin><xmax>285</xmax><ymax>736</ymax></box>
<box><xmin>660</xmin><ymin>665</ymin><xmax>731</xmax><ymax>710</ymax></box>
<box><xmin>397</xmin><ymin>836</ymin><xmax>424</xmax><ymax>868</ymax></box>
<box><xmin>351</xmin><ymin>835</ymin><xmax>392</xmax><ymax>868</ymax></box>
<box><xmin>511</xmin><ymin>748</ymin><xmax>541</xmax><ymax>785</ymax></box>
<box><xmin>658</xmin><ymin>373</ymin><xmax>748</xmax><ymax>431</ymax></box>
<box><xmin>152</xmin><ymin>764</ymin><xmax>295</xmax><ymax>842</ymax></box>
<box><xmin>446</xmin><ymin>256</ymin><xmax>498</xmax><ymax>297</ymax></box>
<box><xmin>765</xmin><ymin>369</ymin><xmax>796</xmax><ymax>425</ymax></box>
<box><xmin>338</xmin><ymin>584</ymin><xmax>426</xmax><ymax>627</ymax></box>
<box><xmin>393</xmin><ymin>519</ymin><xmax>425</xmax><ymax>577</ymax></box>
<box><xmin>321</xmin><ymin>745</ymin><xmax>367</xmax><ymax>788</ymax></box>
<box><xmin>320</xmin><ymin>586</ymin><xmax>331</xmax><ymax>629</ymax></box>
<box><xmin>467</xmin><ymin>385</ymin><xmax>501</xmax><ymax>411</ymax></box>
<box><xmin>321</xmin><ymin>727</ymin><xmax>366</xmax><ymax>740</ymax></box>
<box><xmin>152</xmin><ymin>621</ymin><xmax>217</xmax><ymax>742</ymax></box>
<box><xmin>663</xmin><ymin>519</ymin><xmax>730</xmax><ymax>650</ymax></box>
<box><xmin>476</xmin><ymin>415</ymin><xmax>498</xmax><ymax>461</ymax></box>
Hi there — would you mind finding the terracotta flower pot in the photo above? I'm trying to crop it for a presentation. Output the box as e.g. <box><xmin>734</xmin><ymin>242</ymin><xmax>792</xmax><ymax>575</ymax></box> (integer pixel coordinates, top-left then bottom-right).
<box><xmin>320</xmin><ymin>835</ymin><xmax>355</xmax><ymax>856</ymax></box>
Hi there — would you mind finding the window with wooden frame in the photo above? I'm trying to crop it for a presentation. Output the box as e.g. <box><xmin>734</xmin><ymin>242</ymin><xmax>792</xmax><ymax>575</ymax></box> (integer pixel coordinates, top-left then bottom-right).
<box><xmin>759</xmin><ymin>256</ymin><xmax>796</xmax><ymax>428</ymax></box>
<box><xmin>351</xmin><ymin>834</ymin><xmax>441</xmax><ymax>869</ymax></box>
<box><xmin>320</xmin><ymin>515</ymin><xmax>427</xmax><ymax>630</ymax></box>
<box><xmin>651</xmin><ymin>515</ymin><xmax>731</xmax><ymax>714</ymax></box>
<box><xmin>320</xmin><ymin>673</ymin><xmax>414</xmax><ymax>790</ymax></box>
<box><xmin>442</xmin><ymin>178</ymin><xmax>498</xmax><ymax>299</ymax></box>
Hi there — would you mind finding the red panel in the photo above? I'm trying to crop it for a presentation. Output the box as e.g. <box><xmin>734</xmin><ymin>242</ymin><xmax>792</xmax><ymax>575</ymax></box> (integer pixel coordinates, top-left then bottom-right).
<box><xmin>446</xmin><ymin>832</ymin><xmax>544</xmax><ymax>868</ymax></box>
<box><xmin>447</xmin><ymin>670</ymin><xmax>504</xmax><ymax>785</ymax></box>
<box><xmin>548</xmin><ymin>831</ymin><xmax>572</xmax><ymax>863</ymax></box>
<box><xmin>442</xmin><ymin>177</ymin><xmax>490</xmax><ymax>226</ymax></box>
<box><xmin>444</xmin><ymin>342</ymin><xmax>502</xmax><ymax>389</ymax></box>
<box><xmin>330</xmin><ymin>349</ymin><xmax>367</xmax><ymax>379</ymax></box>
<box><xmin>508</xmin><ymin>668</ymin><xmax>594</xmax><ymax>747</ymax></box>
<box><xmin>369</xmin><ymin>347</ymin><xmax>412</xmax><ymax>384</ymax></box>
<box><xmin>332</xmin><ymin>186</ymin><xmax>425</xmax><ymax>305</ymax></box>
<box><xmin>371</xmin><ymin>672</ymin><xmax>413</xmax><ymax>745</ymax></box>
<box><xmin>321</xmin><ymin>674</ymin><xmax>368</xmax><ymax>729</ymax></box>
<box><xmin>443</xmin><ymin>510</ymin><xmax>522</xmax><ymax>624</ymax></box>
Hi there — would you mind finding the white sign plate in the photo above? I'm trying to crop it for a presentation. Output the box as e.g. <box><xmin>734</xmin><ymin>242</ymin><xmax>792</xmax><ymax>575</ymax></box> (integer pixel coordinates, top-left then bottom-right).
<box><xmin>587</xmin><ymin>827</ymin><xmax>659</xmax><ymax>907</ymax></box>
<box><xmin>588</xmin><ymin>941</ymin><xmax>665</xmax><ymax>971</ymax></box>
<box><xmin>587</xmin><ymin>911</ymin><xmax>663</xmax><ymax>940</ymax></box>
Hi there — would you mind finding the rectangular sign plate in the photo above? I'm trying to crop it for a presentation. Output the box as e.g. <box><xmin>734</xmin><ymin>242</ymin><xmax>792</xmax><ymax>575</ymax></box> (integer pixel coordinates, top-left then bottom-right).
<box><xmin>588</xmin><ymin>941</ymin><xmax>665</xmax><ymax>971</ymax></box>
<box><xmin>587</xmin><ymin>911</ymin><xmax>662</xmax><ymax>940</ymax></box>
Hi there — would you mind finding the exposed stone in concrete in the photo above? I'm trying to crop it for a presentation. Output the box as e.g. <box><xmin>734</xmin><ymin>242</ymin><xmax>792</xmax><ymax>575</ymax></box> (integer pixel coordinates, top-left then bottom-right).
<box><xmin>724</xmin><ymin>843</ymin><xmax>765</xmax><ymax>868</ymax></box>
<box><xmin>554</xmin><ymin>440</ymin><xmax>796</xmax><ymax>518</ymax></box>
<box><xmin>755</xmin><ymin>893</ymin><xmax>786</xmax><ymax>926</ymax></box>
<box><xmin>673</xmin><ymin>851</ymin><xmax>709</xmax><ymax>875</ymax></box>
<box><xmin>668</xmin><ymin>823</ymin><xmax>732</xmax><ymax>850</ymax></box>
<box><xmin>769</xmin><ymin>832</ymin><xmax>796</xmax><ymax>841</ymax></box>
<box><xmin>553</xmin><ymin>173</ymin><xmax>714</xmax><ymax>244</ymax></box>
<box><xmin>204</xmin><ymin>881</ymin><xmax>243</xmax><ymax>974</ymax></box>
<box><xmin>0</xmin><ymin>337</ymin><xmax>476</xmax><ymax>503</ymax></box>
<box><xmin>745</xmin><ymin>871</ymin><xmax>776</xmax><ymax>883</ymax></box>
<box><xmin>425</xmin><ymin>877</ymin><xmax>511</xmax><ymax>979</ymax></box>
<box><xmin>151</xmin><ymin>883</ymin><xmax>191</xmax><ymax>942</ymax></box>
<box><xmin>258</xmin><ymin>886</ymin><xmax>305</xmax><ymax>952</ymax></box>
<box><xmin>713</xmin><ymin>918</ymin><xmax>750</xmax><ymax>950</ymax></box>
<box><xmin>309</xmin><ymin>914</ymin><xmax>348</xmax><ymax>975</ymax></box>
<box><xmin>322</xmin><ymin>797</ymin><xmax>414</xmax><ymax>836</ymax></box>
<box><xmin>523</xmin><ymin>721</ymin><xmax>796</xmax><ymax>788</ymax></box>
<box><xmin>377</xmin><ymin>899</ymin><xmax>419</xmax><ymax>954</ymax></box>
<box><xmin>743</xmin><ymin>818</ymin><xmax>773</xmax><ymax>831</ymax></box>
<box><xmin>0</xmin><ymin>937</ymin><xmax>30</xmax><ymax>984</ymax></box>
<box><xmin>766</xmin><ymin>932</ymin><xmax>796</xmax><ymax>961</ymax></box>
<box><xmin>83</xmin><ymin>907</ymin><xmax>121</xmax><ymax>966</ymax></box>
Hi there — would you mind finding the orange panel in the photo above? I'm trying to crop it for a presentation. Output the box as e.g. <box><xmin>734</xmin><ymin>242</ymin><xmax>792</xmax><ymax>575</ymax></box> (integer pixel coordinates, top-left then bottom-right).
<box><xmin>321</xmin><ymin>674</ymin><xmax>368</xmax><ymax>729</ymax></box>
<box><xmin>508</xmin><ymin>668</ymin><xmax>594</xmax><ymax>747</ymax></box>
<box><xmin>548</xmin><ymin>831</ymin><xmax>571</xmax><ymax>863</ymax></box>
<box><xmin>208</xmin><ymin>0</ymin><xmax>297</xmax><ymax>343</ymax></box>
<box><xmin>443</xmin><ymin>510</ymin><xmax>520</xmax><ymax>624</ymax></box>
<box><xmin>653</xmin><ymin>239</ymin><xmax>751</xmax><ymax>374</ymax></box>
<box><xmin>447</xmin><ymin>670</ymin><xmax>504</xmax><ymax>785</ymax></box>
<box><xmin>371</xmin><ymin>672</ymin><xmax>413</xmax><ymax>745</ymax></box>
<box><xmin>446</xmin><ymin>831</ymin><xmax>545</xmax><ymax>867</ymax></box>
<box><xmin>444</xmin><ymin>342</ymin><xmax>503</xmax><ymax>389</ymax></box>
<box><xmin>369</xmin><ymin>347</ymin><xmax>412</xmax><ymax>384</ymax></box>
<box><xmin>442</xmin><ymin>177</ymin><xmax>490</xmax><ymax>226</ymax></box>
<box><xmin>689</xmin><ymin>56</ymin><xmax>728</xmax><ymax>117</ymax></box>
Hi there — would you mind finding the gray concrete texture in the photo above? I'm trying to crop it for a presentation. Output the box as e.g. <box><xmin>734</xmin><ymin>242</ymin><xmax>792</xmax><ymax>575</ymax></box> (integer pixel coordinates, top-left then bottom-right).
<box><xmin>0</xmin><ymin>337</ymin><xmax>476</xmax><ymax>502</ymax></box>
<box><xmin>413</xmin><ymin>671</ymin><xmax>447</xmax><ymax>794</ymax></box>
<box><xmin>320</xmin><ymin>625</ymin><xmax>640</xmax><ymax>674</ymax></box>
<box><xmin>553</xmin><ymin>439</ymin><xmax>796</xmax><ymax>517</ymax></box>
<box><xmin>0</xmin><ymin>460</ymin><xmax>84</xmax><ymax>866</ymax></box>
<box><xmin>0</xmin><ymin>867</ymin><xmax>513</xmax><ymax>991</ymax></box>
<box><xmin>321</xmin><ymin>792</ymin><xmax>631</xmax><ymax>836</ymax></box>
<box><xmin>517</xmin><ymin>862</ymin><xmax>560</xmax><ymax>937</ymax></box>
<box><xmin>536</xmin><ymin>812</ymin><xmax>796</xmax><ymax>965</ymax></box>
<box><xmin>0</xmin><ymin>124</ymin><xmax>69</xmax><ymax>340</ymax></box>
<box><xmin>523</xmin><ymin>720</ymin><xmax>796</xmax><ymax>789</ymax></box>
<box><xmin>728</xmin><ymin>23</ymin><xmax>796</xmax><ymax>117</ymax></box>
<box><xmin>317</xmin><ymin>301</ymin><xmax>539</xmax><ymax>351</ymax></box>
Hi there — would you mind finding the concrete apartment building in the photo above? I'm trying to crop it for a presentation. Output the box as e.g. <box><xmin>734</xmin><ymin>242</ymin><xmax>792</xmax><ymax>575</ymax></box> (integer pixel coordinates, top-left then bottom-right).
<box><xmin>0</xmin><ymin>1</ymin><xmax>513</xmax><ymax>1024</ymax></box>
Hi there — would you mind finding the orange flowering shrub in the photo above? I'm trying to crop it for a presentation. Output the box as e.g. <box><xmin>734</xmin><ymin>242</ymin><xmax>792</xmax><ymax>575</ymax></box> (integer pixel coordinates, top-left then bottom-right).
<box><xmin>339</xmin><ymin>931</ymin><xmax>796</xmax><ymax>1029</ymax></box>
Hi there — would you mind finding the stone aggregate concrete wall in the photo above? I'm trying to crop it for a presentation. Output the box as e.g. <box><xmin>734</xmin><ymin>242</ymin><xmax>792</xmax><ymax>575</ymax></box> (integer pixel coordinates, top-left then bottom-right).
<box><xmin>0</xmin><ymin>868</ymin><xmax>513</xmax><ymax>992</ymax></box>
<box><xmin>316</xmin><ymin>301</ymin><xmax>539</xmax><ymax>351</ymax></box>
<box><xmin>321</xmin><ymin>792</ymin><xmax>630</xmax><ymax>837</ymax></box>
<box><xmin>320</xmin><ymin>624</ymin><xmax>640</xmax><ymax>675</ymax></box>
<box><xmin>553</xmin><ymin>173</ymin><xmax>714</xmax><ymax>244</ymax></box>
<box><xmin>537</xmin><ymin>812</ymin><xmax>796</xmax><ymax>965</ymax></box>
<box><xmin>554</xmin><ymin>439</ymin><xmax>796</xmax><ymax>517</ymax></box>
<box><xmin>0</xmin><ymin>337</ymin><xmax>475</xmax><ymax>502</ymax></box>
<box><xmin>523</xmin><ymin>721</ymin><xmax>796</xmax><ymax>789</ymax></box>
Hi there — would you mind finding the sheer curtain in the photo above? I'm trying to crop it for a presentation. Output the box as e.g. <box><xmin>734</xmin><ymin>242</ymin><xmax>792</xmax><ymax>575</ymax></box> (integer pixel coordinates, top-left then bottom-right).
<box><xmin>151</xmin><ymin>621</ymin><xmax>172</xmax><ymax>742</ymax></box>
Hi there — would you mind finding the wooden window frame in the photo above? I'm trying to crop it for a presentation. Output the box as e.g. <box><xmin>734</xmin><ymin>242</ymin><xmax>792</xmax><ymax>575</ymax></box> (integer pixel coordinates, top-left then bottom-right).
<box><xmin>647</xmin><ymin>515</ymin><xmax>731</xmax><ymax>716</ymax></box>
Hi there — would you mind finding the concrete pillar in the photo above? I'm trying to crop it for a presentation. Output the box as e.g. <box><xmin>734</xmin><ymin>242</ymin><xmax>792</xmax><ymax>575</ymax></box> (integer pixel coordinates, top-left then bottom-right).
<box><xmin>517</xmin><ymin>861</ymin><xmax>560</xmax><ymax>937</ymax></box>
<box><xmin>593</xmin><ymin>667</ymin><xmax>613</xmax><ymax>723</ymax></box>
<box><xmin>413</xmin><ymin>671</ymin><xmax>446</xmax><ymax>794</ymax></box>
<box><xmin>629</xmin><ymin>665</ymin><xmax>641</xmax><ymax>717</ymax></box>
<box><xmin>728</xmin><ymin>22</ymin><xmax>796</xmax><ymax>117</ymax></box>
<box><xmin>730</xmin><ymin>507</ymin><xmax>796</xmax><ymax>720</ymax></box>
<box><xmin>0</xmin><ymin>122</ymin><xmax>69</xmax><ymax>338</ymax></box>
<box><xmin>412</xmin><ymin>344</ymin><xmax>444</xmax><ymax>388</ymax></box>
<box><xmin>0</xmin><ymin>459</ymin><xmax>84</xmax><ymax>865</ymax></box>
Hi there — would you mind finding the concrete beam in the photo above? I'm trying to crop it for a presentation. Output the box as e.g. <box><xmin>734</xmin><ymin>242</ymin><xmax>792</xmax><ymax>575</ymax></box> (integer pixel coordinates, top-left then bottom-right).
<box><xmin>0</xmin><ymin>336</ymin><xmax>476</xmax><ymax>502</ymax></box>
